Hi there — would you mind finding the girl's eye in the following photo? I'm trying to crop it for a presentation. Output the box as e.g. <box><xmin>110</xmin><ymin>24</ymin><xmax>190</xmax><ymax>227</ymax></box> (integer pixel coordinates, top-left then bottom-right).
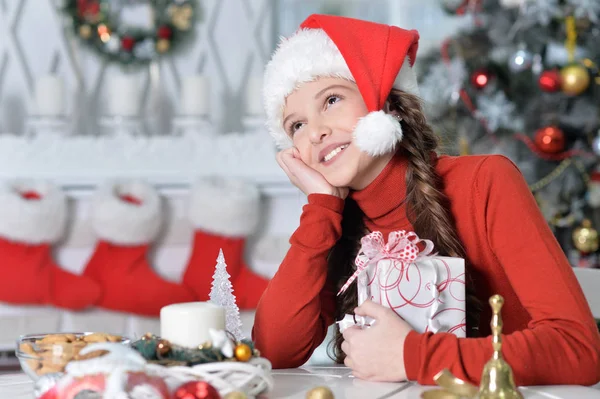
<box><xmin>290</xmin><ymin>122</ymin><xmax>303</xmax><ymax>135</ymax></box>
<box><xmin>326</xmin><ymin>95</ymin><xmax>341</xmax><ymax>106</ymax></box>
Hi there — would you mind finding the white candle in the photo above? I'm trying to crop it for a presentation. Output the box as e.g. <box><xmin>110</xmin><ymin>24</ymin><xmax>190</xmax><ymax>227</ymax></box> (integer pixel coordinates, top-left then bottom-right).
<box><xmin>245</xmin><ymin>76</ymin><xmax>264</xmax><ymax>116</ymax></box>
<box><xmin>180</xmin><ymin>75</ymin><xmax>209</xmax><ymax>116</ymax></box>
<box><xmin>35</xmin><ymin>75</ymin><xmax>66</xmax><ymax>117</ymax></box>
<box><xmin>160</xmin><ymin>302</ymin><xmax>226</xmax><ymax>348</ymax></box>
<box><xmin>107</xmin><ymin>75</ymin><xmax>140</xmax><ymax>117</ymax></box>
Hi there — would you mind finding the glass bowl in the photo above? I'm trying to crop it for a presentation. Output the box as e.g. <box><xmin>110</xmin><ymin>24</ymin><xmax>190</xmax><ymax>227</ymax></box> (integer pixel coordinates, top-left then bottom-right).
<box><xmin>16</xmin><ymin>332</ymin><xmax>130</xmax><ymax>381</ymax></box>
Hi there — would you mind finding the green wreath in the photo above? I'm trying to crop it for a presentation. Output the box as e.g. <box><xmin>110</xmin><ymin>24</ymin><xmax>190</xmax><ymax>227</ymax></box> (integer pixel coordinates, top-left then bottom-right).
<box><xmin>64</xmin><ymin>0</ymin><xmax>198</xmax><ymax>65</ymax></box>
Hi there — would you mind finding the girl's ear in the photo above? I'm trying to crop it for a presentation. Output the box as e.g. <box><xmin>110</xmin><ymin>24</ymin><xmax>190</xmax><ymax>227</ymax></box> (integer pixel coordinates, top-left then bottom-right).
<box><xmin>383</xmin><ymin>100</ymin><xmax>402</xmax><ymax>121</ymax></box>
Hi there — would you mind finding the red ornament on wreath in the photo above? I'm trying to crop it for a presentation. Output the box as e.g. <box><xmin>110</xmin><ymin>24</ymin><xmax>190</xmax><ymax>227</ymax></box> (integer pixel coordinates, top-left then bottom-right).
<box><xmin>77</xmin><ymin>0</ymin><xmax>100</xmax><ymax>21</ymax></box>
<box><xmin>534</xmin><ymin>126</ymin><xmax>565</xmax><ymax>154</ymax></box>
<box><xmin>538</xmin><ymin>70</ymin><xmax>562</xmax><ymax>92</ymax></box>
<box><xmin>173</xmin><ymin>381</ymin><xmax>220</xmax><ymax>399</ymax></box>
<box><xmin>471</xmin><ymin>68</ymin><xmax>492</xmax><ymax>90</ymax></box>
<box><xmin>157</xmin><ymin>25</ymin><xmax>173</xmax><ymax>40</ymax></box>
<box><xmin>121</xmin><ymin>36</ymin><xmax>135</xmax><ymax>52</ymax></box>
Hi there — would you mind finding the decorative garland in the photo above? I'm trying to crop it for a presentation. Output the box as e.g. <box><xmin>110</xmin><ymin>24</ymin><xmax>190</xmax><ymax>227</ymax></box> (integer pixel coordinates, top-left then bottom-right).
<box><xmin>64</xmin><ymin>0</ymin><xmax>197</xmax><ymax>65</ymax></box>
<box><xmin>132</xmin><ymin>332</ymin><xmax>261</xmax><ymax>367</ymax></box>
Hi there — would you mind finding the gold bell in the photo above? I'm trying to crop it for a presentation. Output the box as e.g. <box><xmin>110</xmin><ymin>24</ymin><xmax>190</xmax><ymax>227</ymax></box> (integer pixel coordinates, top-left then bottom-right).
<box><xmin>478</xmin><ymin>295</ymin><xmax>523</xmax><ymax>399</ymax></box>
<box><xmin>424</xmin><ymin>295</ymin><xmax>524</xmax><ymax>399</ymax></box>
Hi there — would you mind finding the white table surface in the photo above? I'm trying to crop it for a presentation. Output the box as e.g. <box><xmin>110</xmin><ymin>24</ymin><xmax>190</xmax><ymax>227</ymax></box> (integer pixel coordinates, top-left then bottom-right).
<box><xmin>1</xmin><ymin>366</ymin><xmax>599</xmax><ymax>398</ymax></box>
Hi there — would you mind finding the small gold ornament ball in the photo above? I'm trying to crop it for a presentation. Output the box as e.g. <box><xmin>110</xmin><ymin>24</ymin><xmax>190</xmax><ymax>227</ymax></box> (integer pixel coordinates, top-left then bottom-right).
<box><xmin>560</xmin><ymin>64</ymin><xmax>590</xmax><ymax>96</ymax></box>
<box><xmin>79</xmin><ymin>24</ymin><xmax>92</xmax><ymax>39</ymax></box>
<box><xmin>156</xmin><ymin>339</ymin><xmax>171</xmax><ymax>356</ymax></box>
<box><xmin>223</xmin><ymin>391</ymin><xmax>247</xmax><ymax>399</ymax></box>
<box><xmin>234</xmin><ymin>343</ymin><xmax>252</xmax><ymax>362</ymax></box>
<box><xmin>156</xmin><ymin>39</ymin><xmax>170</xmax><ymax>53</ymax></box>
<box><xmin>573</xmin><ymin>219</ymin><xmax>599</xmax><ymax>253</ymax></box>
<box><xmin>306</xmin><ymin>386</ymin><xmax>335</xmax><ymax>399</ymax></box>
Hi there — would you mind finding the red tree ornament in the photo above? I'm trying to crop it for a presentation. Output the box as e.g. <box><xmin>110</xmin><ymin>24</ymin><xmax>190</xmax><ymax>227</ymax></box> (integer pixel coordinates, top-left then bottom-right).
<box><xmin>121</xmin><ymin>36</ymin><xmax>135</xmax><ymax>52</ymax></box>
<box><xmin>470</xmin><ymin>68</ymin><xmax>492</xmax><ymax>90</ymax></box>
<box><xmin>538</xmin><ymin>70</ymin><xmax>562</xmax><ymax>92</ymax></box>
<box><xmin>173</xmin><ymin>381</ymin><xmax>220</xmax><ymax>399</ymax></box>
<box><xmin>534</xmin><ymin>126</ymin><xmax>565</xmax><ymax>154</ymax></box>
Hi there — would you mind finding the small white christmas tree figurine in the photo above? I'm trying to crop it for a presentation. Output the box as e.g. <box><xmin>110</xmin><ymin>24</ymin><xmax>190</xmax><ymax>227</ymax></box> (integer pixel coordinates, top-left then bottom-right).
<box><xmin>209</xmin><ymin>248</ymin><xmax>244</xmax><ymax>341</ymax></box>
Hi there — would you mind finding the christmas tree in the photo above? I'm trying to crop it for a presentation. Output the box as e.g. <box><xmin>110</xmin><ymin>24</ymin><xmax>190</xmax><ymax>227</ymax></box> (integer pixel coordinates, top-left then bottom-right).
<box><xmin>418</xmin><ymin>0</ymin><xmax>600</xmax><ymax>267</ymax></box>
<box><xmin>209</xmin><ymin>249</ymin><xmax>244</xmax><ymax>341</ymax></box>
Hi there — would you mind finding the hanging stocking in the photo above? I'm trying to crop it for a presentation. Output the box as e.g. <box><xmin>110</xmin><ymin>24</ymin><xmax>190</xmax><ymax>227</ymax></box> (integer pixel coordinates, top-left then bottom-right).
<box><xmin>0</xmin><ymin>181</ymin><xmax>101</xmax><ymax>310</ymax></box>
<box><xmin>182</xmin><ymin>178</ymin><xmax>269</xmax><ymax>309</ymax></box>
<box><xmin>83</xmin><ymin>180</ymin><xmax>195</xmax><ymax>317</ymax></box>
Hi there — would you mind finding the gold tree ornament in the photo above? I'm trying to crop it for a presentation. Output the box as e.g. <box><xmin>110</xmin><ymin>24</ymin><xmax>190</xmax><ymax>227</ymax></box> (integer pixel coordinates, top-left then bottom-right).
<box><xmin>560</xmin><ymin>64</ymin><xmax>591</xmax><ymax>96</ymax></box>
<box><xmin>572</xmin><ymin>219</ymin><xmax>599</xmax><ymax>253</ymax></box>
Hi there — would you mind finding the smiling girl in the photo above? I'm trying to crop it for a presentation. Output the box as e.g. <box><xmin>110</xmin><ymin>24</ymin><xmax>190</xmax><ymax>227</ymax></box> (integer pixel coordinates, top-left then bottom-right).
<box><xmin>252</xmin><ymin>14</ymin><xmax>600</xmax><ymax>386</ymax></box>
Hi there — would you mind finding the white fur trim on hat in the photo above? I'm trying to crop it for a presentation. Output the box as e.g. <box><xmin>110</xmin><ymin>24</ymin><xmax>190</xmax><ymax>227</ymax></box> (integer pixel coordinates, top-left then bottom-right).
<box><xmin>189</xmin><ymin>177</ymin><xmax>261</xmax><ymax>237</ymax></box>
<box><xmin>0</xmin><ymin>180</ymin><xmax>66</xmax><ymax>244</ymax></box>
<box><xmin>91</xmin><ymin>180</ymin><xmax>162</xmax><ymax>245</ymax></box>
<box><xmin>263</xmin><ymin>28</ymin><xmax>418</xmax><ymax>152</ymax></box>
<box><xmin>353</xmin><ymin>111</ymin><xmax>404</xmax><ymax>156</ymax></box>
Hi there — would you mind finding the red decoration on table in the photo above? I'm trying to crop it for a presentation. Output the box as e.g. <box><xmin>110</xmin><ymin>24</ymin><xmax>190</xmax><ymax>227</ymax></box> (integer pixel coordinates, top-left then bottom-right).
<box><xmin>471</xmin><ymin>68</ymin><xmax>492</xmax><ymax>89</ymax></box>
<box><xmin>121</xmin><ymin>36</ymin><xmax>135</xmax><ymax>52</ymax></box>
<box><xmin>538</xmin><ymin>70</ymin><xmax>562</xmax><ymax>92</ymax></box>
<box><xmin>158</xmin><ymin>26</ymin><xmax>173</xmax><ymax>39</ymax></box>
<box><xmin>534</xmin><ymin>126</ymin><xmax>565</xmax><ymax>154</ymax></box>
<box><xmin>174</xmin><ymin>381</ymin><xmax>221</xmax><ymax>399</ymax></box>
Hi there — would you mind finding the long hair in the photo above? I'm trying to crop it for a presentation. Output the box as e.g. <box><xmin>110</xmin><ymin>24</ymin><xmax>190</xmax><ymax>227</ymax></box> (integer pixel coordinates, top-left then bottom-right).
<box><xmin>327</xmin><ymin>89</ymin><xmax>482</xmax><ymax>363</ymax></box>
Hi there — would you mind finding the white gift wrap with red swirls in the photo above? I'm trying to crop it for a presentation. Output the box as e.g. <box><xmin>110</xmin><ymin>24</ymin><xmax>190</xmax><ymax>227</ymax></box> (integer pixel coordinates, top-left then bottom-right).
<box><xmin>338</xmin><ymin>231</ymin><xmax>466</xmax><ymax>337</ymax></box>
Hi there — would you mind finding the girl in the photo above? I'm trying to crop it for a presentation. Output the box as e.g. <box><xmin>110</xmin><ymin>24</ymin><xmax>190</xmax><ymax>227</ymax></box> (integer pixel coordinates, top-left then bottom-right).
<box><xmin>252</xmin><ymin>14</ymin><xmax>600</xmax><ymax>386</ymax></box>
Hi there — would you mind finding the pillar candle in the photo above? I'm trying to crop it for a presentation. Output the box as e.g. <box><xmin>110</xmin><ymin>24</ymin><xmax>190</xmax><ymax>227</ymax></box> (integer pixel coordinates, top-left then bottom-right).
<box><xmin>107</xmin><ymin>75</ymin><xmax>140</xmax><ymax>117</ymax></box>
<box><xmin>245</xmin><ymin>76</ymin><xmax>264</xmax><ymax>116</ymax></box>
<box><xmin>180</xmin><ymin>75</ymin><xmax>209</xmax><ymax>116</ymax></box>
<box><xmin>35</xmin><ymin>75</ymin><xmax>66</xmax><ymax>117</ymax></box>
<box><xmin>160</xmin><ymin>302</ymin><xmax>226</xmax><ymax>348</ymax></box>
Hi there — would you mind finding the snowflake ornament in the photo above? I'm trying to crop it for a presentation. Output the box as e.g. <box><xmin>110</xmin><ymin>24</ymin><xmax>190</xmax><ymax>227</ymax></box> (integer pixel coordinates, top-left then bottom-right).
<box><xmin>567</xmin><ymin>0</ymin><xmax>600</xmax><ymax>23</ymax></box>
<box><xmin>208</xmin><ymin>328</ymin><xmax>235</xmax><ymax>358</ymax></box>
<box><xmin>419</xmin><ymin>58</ymin><xmax>467</xmax><ymax>119</ymax></box>
<box><xmin>522</xmin><ymin>0</ymin><xmax>563</xmax><ymax>26</ymax></box>
<box><xmin>475</xmin><ymin>91</ymin><xmax>523</xmax><ymax>133</ymax></box>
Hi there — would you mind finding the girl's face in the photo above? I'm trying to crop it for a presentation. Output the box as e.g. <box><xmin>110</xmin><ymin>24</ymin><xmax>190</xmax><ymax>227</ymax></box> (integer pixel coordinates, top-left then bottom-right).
<box><xmin>282</xmin><ymin>77</ymin><xmax>394</xmax><ymax>190</ymax></box>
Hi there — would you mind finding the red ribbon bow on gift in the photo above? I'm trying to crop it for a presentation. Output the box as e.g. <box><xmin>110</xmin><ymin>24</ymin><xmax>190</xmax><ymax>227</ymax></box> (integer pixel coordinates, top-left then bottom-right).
<box><xmin>337</xmin><ymin>230</ymin><xmax>435</xmax><ymax>296</ymax></box>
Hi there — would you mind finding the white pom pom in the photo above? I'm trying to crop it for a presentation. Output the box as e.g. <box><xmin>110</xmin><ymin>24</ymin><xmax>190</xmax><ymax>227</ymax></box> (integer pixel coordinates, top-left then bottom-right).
<box><xmin>353</xmin><ymin>111</ymin><xmax>403</xmax><ymax>157</ymax></box>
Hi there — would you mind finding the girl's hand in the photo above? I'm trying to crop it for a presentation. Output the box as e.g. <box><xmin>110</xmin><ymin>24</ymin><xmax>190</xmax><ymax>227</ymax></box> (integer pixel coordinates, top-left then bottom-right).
<box><xmin>341</xmin><ymin>300</ymin><xmax>413</xmax><ymax>382</ymax></box>
<box><xmin>276</xmin><ymin>148</ymin><xmax>349</xmax><ymax>199</ymax></box>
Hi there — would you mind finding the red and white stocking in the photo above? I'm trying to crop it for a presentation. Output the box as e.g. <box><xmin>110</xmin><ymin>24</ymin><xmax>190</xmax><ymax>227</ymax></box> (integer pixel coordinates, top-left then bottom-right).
<box><xmin>182</xmin><ymin>178</ymin><xmax>270</xmax><ymax>309</ymax></box>
<box><xmin>83</xmin><ymin>181</ymin><xmax>195</xmax><ymax>316</ymax></box>
<box><xmin>0</xmin><ymin>181</ymin><xmax>101</xmax><ymax>310</ymax></box>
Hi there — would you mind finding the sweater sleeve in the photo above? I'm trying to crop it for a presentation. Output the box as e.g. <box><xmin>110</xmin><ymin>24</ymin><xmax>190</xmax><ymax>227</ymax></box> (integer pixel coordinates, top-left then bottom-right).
<box><xmin>403</xmin><ymin>155</ymin><xmax>600</xmax><ymax>386</ymax></box>
<box><xmin>252</xmin><ymin>193</ymin><xmax>344</xmax><ymax>368</ymax></box>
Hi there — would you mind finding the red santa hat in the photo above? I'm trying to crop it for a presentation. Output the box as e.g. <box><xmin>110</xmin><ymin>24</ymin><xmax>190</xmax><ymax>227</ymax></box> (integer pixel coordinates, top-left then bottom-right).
<box><xmin>263</xmin><ymin>14</ymin><xmax>420</xmax><ymax>156</ymax></box>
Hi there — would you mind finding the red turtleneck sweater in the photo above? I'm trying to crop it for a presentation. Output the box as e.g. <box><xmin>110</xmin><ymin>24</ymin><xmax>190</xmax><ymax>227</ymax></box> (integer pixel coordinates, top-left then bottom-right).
<box><xmin>252</xmin><ymin>153</ymin><xmax>600</xmax><ymax>386</ymax></box>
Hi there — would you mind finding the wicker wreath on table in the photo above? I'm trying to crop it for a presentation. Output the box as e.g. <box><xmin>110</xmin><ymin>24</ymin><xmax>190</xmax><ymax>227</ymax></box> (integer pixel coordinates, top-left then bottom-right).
<box><xmin>35</xmin><ymin>333</ymin><xmax>274</xmax><ymax>398</ymax></box>
<box><xmin>64</xmin><ymin>0</ymin><xmax>198</xmax><ymax>65</ymax></box>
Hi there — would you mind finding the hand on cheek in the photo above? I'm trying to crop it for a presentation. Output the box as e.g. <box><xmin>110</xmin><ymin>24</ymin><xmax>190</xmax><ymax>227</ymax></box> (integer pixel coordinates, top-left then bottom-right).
<box><xmin>341</xmin><ymin>300</ymin><xmax>412</xmax><ymax>382</ymax></box>
<box><xmin>276</xmin><ymin>147</ymin><xmax>349</xmax><ymax>199</ymax></box>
